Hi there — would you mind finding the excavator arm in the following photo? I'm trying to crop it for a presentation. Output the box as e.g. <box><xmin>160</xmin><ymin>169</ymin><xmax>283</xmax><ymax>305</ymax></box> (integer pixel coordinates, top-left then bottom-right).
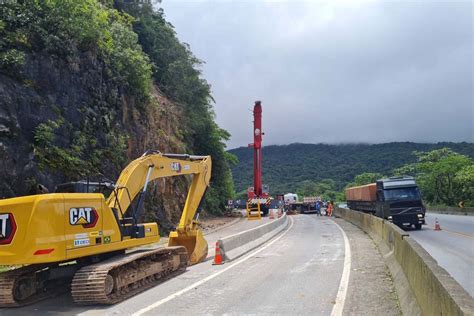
<box><xmin>106</xmin><ymin>151</ymin><xmax>212</xmax><ymax>264</ymax></box>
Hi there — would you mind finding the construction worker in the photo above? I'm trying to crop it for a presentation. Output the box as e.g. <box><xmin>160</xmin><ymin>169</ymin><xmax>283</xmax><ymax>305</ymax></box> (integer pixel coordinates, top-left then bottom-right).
<box><xmin>327</xmin><ymin>200</ymin><xmax>334</xmax><ymax>217</ymax></box>
<box><xmin>316</xmin><ymin>200</ymin><xmax>322</xmax><ymax>216</ymax></box>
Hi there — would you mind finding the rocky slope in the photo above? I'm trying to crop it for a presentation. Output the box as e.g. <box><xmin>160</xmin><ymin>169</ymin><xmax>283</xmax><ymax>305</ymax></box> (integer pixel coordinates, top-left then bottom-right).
<box><xmin>0</xmin><ymin>0</ymin><xmax>233</xmax><ymax>233</ymax></box>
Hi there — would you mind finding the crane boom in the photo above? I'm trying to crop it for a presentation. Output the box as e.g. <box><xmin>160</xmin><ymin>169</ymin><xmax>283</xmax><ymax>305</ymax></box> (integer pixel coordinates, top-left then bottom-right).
<box><xmin>247</xmin><ymin>101</ymin><xmax>269</xmax><ymax>217</ymax></box>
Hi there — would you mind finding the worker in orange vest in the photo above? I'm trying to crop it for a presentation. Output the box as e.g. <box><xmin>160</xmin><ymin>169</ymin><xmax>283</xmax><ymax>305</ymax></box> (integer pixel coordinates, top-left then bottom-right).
<box><xmin>327</xmin><ymin>200</ymin><xmax>334</xmax><ymax>217</ymax></box>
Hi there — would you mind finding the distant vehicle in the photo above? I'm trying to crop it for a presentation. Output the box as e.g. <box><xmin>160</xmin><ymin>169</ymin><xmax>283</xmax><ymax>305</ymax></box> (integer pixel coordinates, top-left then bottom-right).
<box><xmin>232</xmin><ymin>199</ymin><xmax>247</xmax><ymax>210</ymax></box>
<box><xmin>338</xmin><ymin>203</ymin><xmax>348</xmax><ymax>209</ymax></box>
<box><xmin>345</xmin><ymin>176</ymin><xmax>426</xmax><ymax>229</ymax></box>
<box><xmin>301</xmin><ymin>196</ymin><xmax>319</xmax><ymax>214</ymax></box>
<box><xmin>284</xmin><ymin>193</ymin><xmax>298</xmax><ymax>204</ymax></box>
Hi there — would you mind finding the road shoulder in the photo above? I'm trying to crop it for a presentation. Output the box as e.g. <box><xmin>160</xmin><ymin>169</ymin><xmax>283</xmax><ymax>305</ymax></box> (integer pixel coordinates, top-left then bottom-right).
<box><xmin>335</xmin><ymin>218</ymin><xmax>401</xmax><ymax>315</ymax></box>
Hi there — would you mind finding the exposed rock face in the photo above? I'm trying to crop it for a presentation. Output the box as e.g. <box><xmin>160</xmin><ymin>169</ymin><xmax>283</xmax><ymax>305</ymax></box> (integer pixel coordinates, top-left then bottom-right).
<box><xmin>0</xmin><ymin>53</ymin><xmax>189</xmax><ymax>233</ymax></box>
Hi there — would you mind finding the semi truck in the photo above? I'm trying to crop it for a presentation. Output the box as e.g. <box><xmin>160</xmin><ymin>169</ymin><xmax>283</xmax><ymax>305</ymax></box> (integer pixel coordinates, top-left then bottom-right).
<box><xmin>345</xmin><ymin>176</ymin><xmax>425</xmax><ymax>229</ymax></box>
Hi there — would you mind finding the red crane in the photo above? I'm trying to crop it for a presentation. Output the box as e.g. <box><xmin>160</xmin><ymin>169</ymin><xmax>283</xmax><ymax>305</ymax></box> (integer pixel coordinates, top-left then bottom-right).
<box><xmin>247</xmin><ymin>101</ymin><xmax>269</xmax><ymax>216</ymax></box>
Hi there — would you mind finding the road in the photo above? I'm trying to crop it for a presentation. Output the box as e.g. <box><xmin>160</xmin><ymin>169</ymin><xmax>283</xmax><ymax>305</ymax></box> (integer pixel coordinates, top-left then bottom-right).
<box><xmin>0</xmin><ymin>215</ymin><xmax>400</xmax><ymax>315</ymax></box>
<box><xmin>409</xmin><ymin>212</ymin><xmax>474</xmax><ymax>297</ymax></box>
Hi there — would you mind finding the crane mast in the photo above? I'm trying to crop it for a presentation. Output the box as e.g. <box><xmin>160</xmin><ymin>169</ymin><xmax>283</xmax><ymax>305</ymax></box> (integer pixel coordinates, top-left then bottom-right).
<box><xmin>247</xmin><ymin>101</ymin><xmax>269</xmax><ymax>216</ymax></box>
<box><xmin>251</xmin><ymin>101</ymin><xmax>263</xmax><ymax>196</ymax></box>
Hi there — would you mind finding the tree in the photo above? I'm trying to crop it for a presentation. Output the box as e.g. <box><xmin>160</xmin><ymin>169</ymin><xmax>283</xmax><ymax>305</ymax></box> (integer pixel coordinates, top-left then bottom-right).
<box><xmin>295</xmin><ymin>180</ymin><xmax>317</xmax><ymax>197</ymax></box>
<box><xmin>113</xmin><ymin>1</ymin><xmax>236</xmax><ymax>213</ymax></box>
<box><xmin>394</xmin><ymin>148</ymin><xmax>473</xmax><ymax>206</ymax></box>
<box><xmin>351</xmin><ymin>172</ymin><xmax>384</xmax><ymax>187</ymax></box>
<box><xmin>454</xmin><ymin>165</ymin><xmax>474</xmax><ymax>206</ymax></box>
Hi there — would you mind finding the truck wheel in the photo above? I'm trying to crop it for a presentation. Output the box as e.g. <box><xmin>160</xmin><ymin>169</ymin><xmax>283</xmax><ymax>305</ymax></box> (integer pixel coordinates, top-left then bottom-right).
<box><xmin>415</xmin><ymin>223</ymin><xmax>422</xmax><ymax>230</ymax></box>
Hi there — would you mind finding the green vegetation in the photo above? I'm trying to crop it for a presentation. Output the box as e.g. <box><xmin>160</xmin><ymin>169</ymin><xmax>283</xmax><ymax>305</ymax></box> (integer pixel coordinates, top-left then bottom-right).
<box><xmin>114</xmin><ymin>2</ymin><xmax>236</xmax><ymax>212</ymax></box>
<box><xmin>230</xmin><ymin>143</ymin><xmax>474</xmax><ymax>205</ymax></box>
<box><xmin>393</xmin><ymin>148</ymin><xmax>474</xmax><ymax>206</ymax></box>
<box><xmin>34</xmin><ymin>119</ymin><xmax>127</xmax><ymax>179</ymax></box>
<box><xmin>0</xmin><ymin>0</ymin><xmax>152</xmax><ymax>98</ymax></box>
<box><xmin>345</xmin><ymin>172</ymin><xmax>385</xmax><ymax>187</ymax></box>
<box><xmin>1</xmin><ymin>1</ymin><xmax>234</xmax><ymax>214</ymax></box>
<box><xmin>294</xmin><ymin>179</ymin><xmax>344</xmax><ymax>202</ymax></box>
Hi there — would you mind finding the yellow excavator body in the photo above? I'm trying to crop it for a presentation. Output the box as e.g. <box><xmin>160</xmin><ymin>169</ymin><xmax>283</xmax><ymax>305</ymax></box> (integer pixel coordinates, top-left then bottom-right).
<box><xmin>0</xmin><ymin>193</ymin><xmax>159</xmax><ymax>265</ymax></box>
<box><xmin>0</xmin><ymin>152</ymin><xmax>211</xmax><ymax>306</ymax></box>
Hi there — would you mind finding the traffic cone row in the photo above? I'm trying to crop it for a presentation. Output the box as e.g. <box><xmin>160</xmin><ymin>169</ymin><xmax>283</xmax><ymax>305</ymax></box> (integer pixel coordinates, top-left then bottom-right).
<box><xmin>213</xmin><ymin>241</ymin><xmax>224</xmax><ymax>265</ymax></box>
<box><xmin>434</xmin><ymin>218</ymin><xmax>441</xmax><ymax>231</ymax></box>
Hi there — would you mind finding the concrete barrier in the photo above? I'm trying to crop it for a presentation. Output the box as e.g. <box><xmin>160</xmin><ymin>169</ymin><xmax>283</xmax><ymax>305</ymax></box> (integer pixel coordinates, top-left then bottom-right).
<box><xmin>216</xmin><ymin>213</ymin><xmax>288</xmax><ymax>262</ymax></box>
<box><xmin>335</xmin><ymin>207</ymin><xmax>474</xmax><ymax>315</ymax></box>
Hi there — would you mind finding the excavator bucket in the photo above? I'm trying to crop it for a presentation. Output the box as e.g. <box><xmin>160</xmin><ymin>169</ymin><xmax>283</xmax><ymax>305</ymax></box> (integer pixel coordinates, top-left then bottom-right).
<box><xmin>168</xmin><ymin>229</ymin><xmax>208</xmax><ymax>265</ymax></box>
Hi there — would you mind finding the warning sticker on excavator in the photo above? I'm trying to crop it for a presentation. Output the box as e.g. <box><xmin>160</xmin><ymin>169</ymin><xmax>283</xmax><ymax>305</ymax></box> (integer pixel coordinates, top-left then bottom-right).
<box><xmin>104</xmin><ymin>236</ymin><xmax>111</xmax><ymax>244</ymax></box>
<box><xmin>89</xmin><ymin>231</ymin><xmax>103</xmax><ymax>237</ymax></box>
<box><xmin>171</xmin><ymin>162</ymin><xmax>182</xmax><ymax>173</ymax></box>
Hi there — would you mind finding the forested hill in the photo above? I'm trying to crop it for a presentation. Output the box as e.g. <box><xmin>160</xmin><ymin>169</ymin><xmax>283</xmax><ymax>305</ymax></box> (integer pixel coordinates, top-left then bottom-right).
<box><xmin>229</xmin><ymin>142</ymin><xmax>474</xmax><ymax>195</ymax></box>
<box><xmin>0</xmin><ymin>1</ymin><xmax>234</xmax><ymax>231</ymax></box>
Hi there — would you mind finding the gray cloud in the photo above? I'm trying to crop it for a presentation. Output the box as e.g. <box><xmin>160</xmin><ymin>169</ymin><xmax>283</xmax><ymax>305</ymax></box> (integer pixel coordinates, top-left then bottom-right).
<box><xmin>159</xmin><ymin>0</ymin><xmax>473</xmax><ymax>148</ymax></box>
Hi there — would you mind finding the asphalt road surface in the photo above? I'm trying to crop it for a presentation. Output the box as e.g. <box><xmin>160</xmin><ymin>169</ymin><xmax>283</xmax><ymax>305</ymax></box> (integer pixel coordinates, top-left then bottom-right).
<box><xmin>0</xmin><ymin>215</ymin><xmax>400</xmax><ymax>315</ymax></box>
<box><xmin>410</xmin><ymin>212</ymin><xmax>474</xmax><ymax>297</ymax></box>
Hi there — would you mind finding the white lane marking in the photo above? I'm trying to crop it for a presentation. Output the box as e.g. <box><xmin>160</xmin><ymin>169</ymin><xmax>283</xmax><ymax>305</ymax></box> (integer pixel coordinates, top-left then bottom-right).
<box><xmin>331</xmin><ymin>219</ymin><xmax>352</xmax><ymax>316</ymax></box>
<box><xmin>132</xmin><ymin>216</ymin><xmax>295</xmax><ymax>316</ymax></box>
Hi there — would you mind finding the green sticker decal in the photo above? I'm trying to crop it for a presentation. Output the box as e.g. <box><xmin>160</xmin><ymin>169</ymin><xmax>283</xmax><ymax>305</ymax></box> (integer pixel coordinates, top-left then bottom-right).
<box><xmin>104</xmin><ymin>236</ymin><xmax>111</xmax><ymax>244</ymax></box>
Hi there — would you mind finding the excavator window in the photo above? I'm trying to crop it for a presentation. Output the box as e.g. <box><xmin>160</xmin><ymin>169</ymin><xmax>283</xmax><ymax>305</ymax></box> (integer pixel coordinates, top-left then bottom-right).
<box><xmin>55</xmin><ymin>181</ymin><xmax>114</xmax><ymax>197</ymax></box>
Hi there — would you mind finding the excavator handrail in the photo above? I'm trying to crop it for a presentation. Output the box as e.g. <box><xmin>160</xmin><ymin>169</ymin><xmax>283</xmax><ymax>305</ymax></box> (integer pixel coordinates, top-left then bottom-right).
<box><xmin>162</xmin><ymin>153</ymin><xmax>208</xmax><ymax>160</ymax></box>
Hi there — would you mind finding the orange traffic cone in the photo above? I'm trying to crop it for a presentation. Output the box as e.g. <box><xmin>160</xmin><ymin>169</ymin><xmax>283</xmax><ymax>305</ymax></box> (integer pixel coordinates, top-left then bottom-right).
<box><xmin>269</xmin><ymin>209</ymin><xmax>275</xmax><ymax>219</ymax></box>
<box><xmin>434</xmin><ymin>218</ymin><xmax>441</xmax><ymax>231</ymax></box>
<box><xmin>213</xmin><ymin>241</ymin><xmax>224</xmax><ymax>265</ymax></box>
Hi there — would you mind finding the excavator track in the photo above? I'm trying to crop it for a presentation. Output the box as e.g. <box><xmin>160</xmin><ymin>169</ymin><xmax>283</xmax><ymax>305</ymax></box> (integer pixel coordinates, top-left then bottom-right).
<box><xmin>0</xmin><ymin>264</ymin><xmax>54</xmax><ymax>307</ymax></box>
<box><xmin>71</xmin><ymin>246</ymin><xmax>188</xmax><ymax>305</ymax></box>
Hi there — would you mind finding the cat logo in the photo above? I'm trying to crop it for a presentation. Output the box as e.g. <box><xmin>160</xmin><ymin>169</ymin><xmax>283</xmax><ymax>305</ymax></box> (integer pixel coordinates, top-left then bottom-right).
<box><xmin>0</xmin><ymin>213</ymin><xmax>16</xmax><ymax>245</ymax></box>
<box><xmin>69</xmin><ymin>207</ymin><xmax>98</xmax><ymax>228</ymax></box>
<box><xmin>171</xmin><ymin>162</ymin><xmax>182</xmax><ymax>173</ymax></box>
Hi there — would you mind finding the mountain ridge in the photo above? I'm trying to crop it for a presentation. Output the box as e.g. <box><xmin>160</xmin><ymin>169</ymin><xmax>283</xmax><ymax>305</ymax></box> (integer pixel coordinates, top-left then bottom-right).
<box><xmin>229</xmin><ymin>141</ymin><xmax>474</xmax><ymax>194</ymax></box>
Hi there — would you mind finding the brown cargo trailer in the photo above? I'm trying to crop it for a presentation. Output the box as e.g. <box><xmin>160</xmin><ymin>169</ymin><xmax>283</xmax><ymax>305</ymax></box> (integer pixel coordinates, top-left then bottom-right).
<box><xmin>345</xmin><ymin>183</ymin><xmax>376</xmax><ymax>201</ymax></box>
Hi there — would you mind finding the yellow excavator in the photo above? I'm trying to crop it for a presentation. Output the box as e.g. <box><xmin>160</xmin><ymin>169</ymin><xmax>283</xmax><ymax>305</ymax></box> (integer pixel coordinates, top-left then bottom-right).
<box><xmin>0</xmin><ymin>151</ymin><xmax>211</xmax><ymax>306</ymax></box>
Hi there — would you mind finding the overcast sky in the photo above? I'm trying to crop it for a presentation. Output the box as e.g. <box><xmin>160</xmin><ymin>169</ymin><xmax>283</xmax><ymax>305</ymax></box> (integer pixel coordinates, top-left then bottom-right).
<box><xmin>159</xmin><ymin>0</ymin><xmax>473</xmax><ymax>149</ymax></box>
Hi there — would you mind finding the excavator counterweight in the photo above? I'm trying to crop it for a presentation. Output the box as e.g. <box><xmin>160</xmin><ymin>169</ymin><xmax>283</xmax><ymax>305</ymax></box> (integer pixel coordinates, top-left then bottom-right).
<box><xmin>0</xmin><ymin>151</ymin><xmax>212</xmax><ymax>306</ymax></box>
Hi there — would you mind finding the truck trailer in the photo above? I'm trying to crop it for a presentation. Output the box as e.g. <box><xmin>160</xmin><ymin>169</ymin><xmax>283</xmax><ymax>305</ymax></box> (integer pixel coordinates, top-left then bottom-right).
<box><xmin>345</xmin><ymin>176</ymin><xmax>425</xmax><ymax>229</ymax></box>
<box><xmin>300</xmin><ymin>196</ymin><xmax>319</xmax><ymax>214</ymax></box>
